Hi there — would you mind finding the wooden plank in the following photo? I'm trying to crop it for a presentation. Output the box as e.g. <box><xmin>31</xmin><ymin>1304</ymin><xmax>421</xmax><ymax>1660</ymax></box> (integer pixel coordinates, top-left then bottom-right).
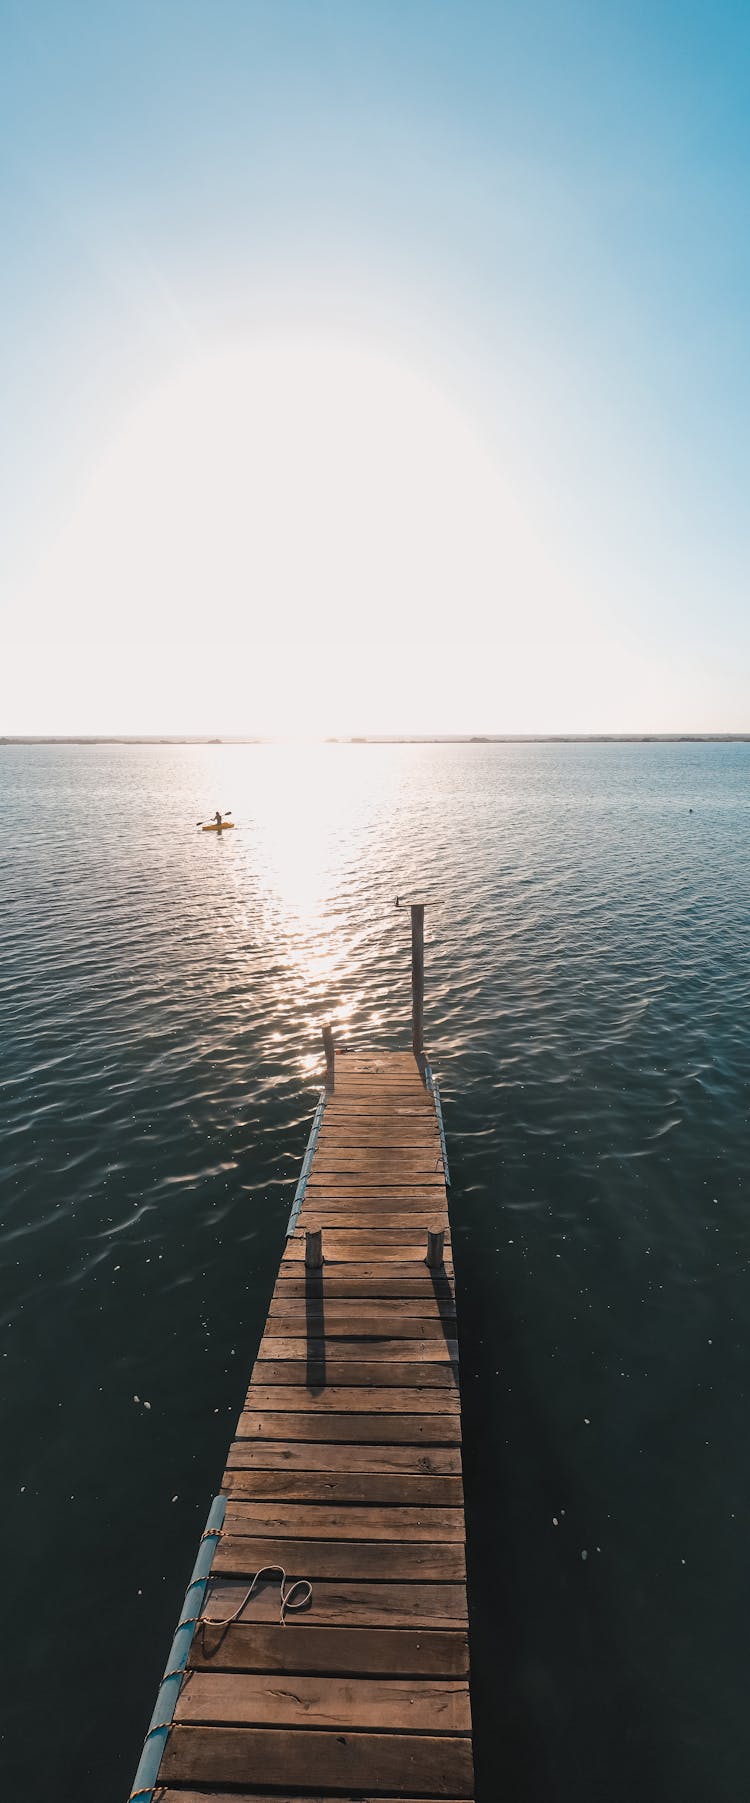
<box><xmin>300</xmin><ymin>1219</ymin><xmax>447</xmax><ymax>1232</ymax></box>
<box><xmin>312</xmin><ymin>1159</ymin><xmax>444</xmax><ymax>1175</ymax></box>
<box><xmin>317</xmin><ymin>1140</ymin><xmax>441</xmax><ymax>1155</ymax></box>
<box><xmin>209</xmin><ymin>1543</ymin><xmax>467</xmax><ymax>1585</ymax></box>
<box><xmin>319</xmin><ymin>1125</ymin><xmax>441</xmax><ymax>1139</ymax></box>
<box><xmin>210</xmin><ymin>1556</ymin><xmax>467</xmax><ymax>1596</ymax></box>
<box><xmin>329</xmin><ymin>1072</ymin><xmax>428</xmax><ymax>1083</ymax></box>
<box><xmin>324</xmin><ymin>1097</ymin><xmax>434</xmax><ymax>1110</ymax></box>
<box><xmin>256</xmin><ymin>1339</ymin><xmax>457</xmax><ymax>1365</ymax></box>
<box><xmin>270</xmin><ymin>1298</ymin><xmax>456</xmax><ymax>1314</ymax></box>
<box><xmin>306</xmin><ymin>1174</ymin><xmax>445</xmax><ymax>1186</ymax></box>
<box><xmin>265</xmin><ymin>1311</ymin><xmax>457</xmax><ymax>1334</ymax></box>
<box><xmin>301</xmin><ymin>1210</ymin><xmax>449</xmax><ymax>1227</ymax></box>
<box><xmin>301</xmin><ymin>1216</ymin><xmax>448</xmax><ymax>1230</ymax></box>
<box><xmin>221</xmin><ymin>1470</ymin><xmax>463</xmax><ymax>1505</ymax></box>
<box><xmin>316</xmin><ymin>1138</ymin><xmax>439</xmax><ymax>1147</ymax></box>
<box><xmin>267</xmin><ymin>1293</ymin><xmax>456</xmax><ymax>1312</ymax></box>
<box><xmin>219</xmin><ymin>1501</ymin><xmax>466</xmax><ymax>1542</ymax></box>
<box><xmin>292</xmin><ymin>1229</ymin><xmax>450</xmax><ymax>1245</ymax></box>
<box><xmin>237</xmin><ymin>1411</ymin><xmax>460</xmax><ymax>1443</ymax></box>
<box><xmin>313</xmin><ymin>1136</ymin><xmax>443</xmax><ymax>1151</ymax></box>
<box><xmin>225</xmin><ymin>1441</ymin><xmax>462</xmax><ymax>1474</ymax></box>
<box><xmin>252</xmin><ymin>1362</ymin><xmax>458</xmax><ymax>1389</ymax></box>
<box><xmin>328</xmin><ymin>1080</ymin><xmax>430</xmax><ymax>1092</ymax></box>
<box><xmin>282</xmin><ymin>1247</ymin><xmax>454</xmax><ymax>1267</ymax></box>
<box><xmin>188</xmin><ymin>1621</ymin><xmax>469</xmax><ymax>1676</ymax></box>
<box><xmin>319</xmin><ymin>1106</ymin><xmax>435</xmax><ymax>1119</ymax></box>
<box><xmin>301</xmin><ymin>1193</ymin><xmax>448</xmax><ymax>1207</ymax></box>
<box><xmin>175</xmin><ymin>1671</ymin><xmax>471</xmax><ymax>1732</ymax></box>
<box><xmin>305</xmin><ymin>1186</ymin><xmax>447</xmax><ymax>1198</ymax></box>
<box><xmin>308</xmin><ymin>1182</ymin><xmax>448</xmax><ymax>1197</ymax></box>
<box><xmin>273</xmin><ymin>1276</ymin><xmax>454</xmax><ymax>1299</ymax></box>
<box><xmin>243</xmin><ymin>1387</ymin><xmax>460</xmax><ymax>1414</ymax></box>
<box><xmin>317</xmin><ymin>1140</ymin><xmax>441</xmax><ymax>1154</ymax></box>
<box><xmin>156</xmin><ymin>1793</ymin><xmax>469</xmax><ymax>1803</ymax></box>
<box><xmin>259</xmin><ymin>1336</ymin><xmax>458</xmax><ymax>1361</ymax></box>
<box><xmin>302</xmin><ymin>1184</ymin><xmax>446</xmax><ymax>1199</ymax></box>
<box><xmin>159</xmin><ymin>1724</ymin><xmax>475</xmax><ymax>1795</ymax></box>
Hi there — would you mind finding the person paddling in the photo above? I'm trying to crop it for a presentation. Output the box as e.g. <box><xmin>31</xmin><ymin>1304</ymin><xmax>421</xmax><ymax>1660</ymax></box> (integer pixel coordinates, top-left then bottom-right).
<box><xmin>214</xmin><ymin>810</ymin><xmax>223</xmax><ymax>828</ymax></box>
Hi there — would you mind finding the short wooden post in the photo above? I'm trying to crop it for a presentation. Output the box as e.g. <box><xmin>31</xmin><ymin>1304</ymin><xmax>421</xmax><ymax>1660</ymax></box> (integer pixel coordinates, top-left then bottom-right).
<box><xmin>322</xmin><ymin>1022</ymin><xmax>335</xmax><ymax>1091</ymax></box>
<box><xmin>425</xmin><ymin>1228</ymin><xmax>444</xmax><ymax>1269</ymax></box>
<box><xmin>411</xmin><ymin>904</ymin><xmax>424</xmax><ymax>1057</ymax></box>
<box><xmin>305</xmin><ymin>1228</ymin><xmax>323</xmax><ymax>1269</ymax></box>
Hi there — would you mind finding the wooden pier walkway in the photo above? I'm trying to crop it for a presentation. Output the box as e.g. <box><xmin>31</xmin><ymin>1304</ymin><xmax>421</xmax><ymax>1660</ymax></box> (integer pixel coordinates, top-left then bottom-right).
<box><xmin>131</xmin><ymin>918</ymin><xmax>473</xmax><ymax>1802</ymax></box>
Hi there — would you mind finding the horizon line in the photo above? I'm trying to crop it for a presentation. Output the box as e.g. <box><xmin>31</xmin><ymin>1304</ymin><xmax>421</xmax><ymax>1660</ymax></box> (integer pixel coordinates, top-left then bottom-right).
<box><xmin>3</xmin><ymin>733</ymin><xmax>750</xmax><ymax>746</ymax></box>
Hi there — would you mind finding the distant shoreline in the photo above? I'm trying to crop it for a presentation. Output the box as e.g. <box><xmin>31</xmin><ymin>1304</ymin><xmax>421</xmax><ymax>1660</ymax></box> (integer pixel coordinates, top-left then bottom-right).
<box><xmin>2</xmin><ymin>734</ymin><xmax>749</xmax><ymax>747</ymax></box>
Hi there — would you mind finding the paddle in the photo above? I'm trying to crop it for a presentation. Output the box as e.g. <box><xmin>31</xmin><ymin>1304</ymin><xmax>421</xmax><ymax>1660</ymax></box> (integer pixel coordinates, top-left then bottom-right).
<box><xmin>196</xmin><ymin>810</ymin><xmax>233</xmax><ymax>826</ymax></box>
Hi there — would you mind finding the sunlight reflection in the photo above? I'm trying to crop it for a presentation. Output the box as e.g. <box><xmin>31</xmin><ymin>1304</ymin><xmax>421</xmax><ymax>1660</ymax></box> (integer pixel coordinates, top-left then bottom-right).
<box><xmin>207</xmin><ymin>743</ymin><xmax>407</xmax><ymax>1066</ymax></box>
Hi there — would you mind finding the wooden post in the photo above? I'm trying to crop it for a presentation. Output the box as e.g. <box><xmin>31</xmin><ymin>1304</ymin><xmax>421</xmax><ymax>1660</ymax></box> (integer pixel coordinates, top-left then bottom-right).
<box><xmin>322</xmin><ymin>1022</ymin><xmax>335</xmax><ymax>1091</ymax></box>
<box><xmin>305</xmin><ymin>1228</ymin><xmax>323</xmax><ymax>1269</ymax></box>
<box><xmin>426</xmin><ymin>1228</ymin><xmax>444</xmax><ymax>1269</ymax></box>
<box><xmin>411</xmin><ymin>904</ymin><xmax>424</xmax><ymax>1057</ymax></box>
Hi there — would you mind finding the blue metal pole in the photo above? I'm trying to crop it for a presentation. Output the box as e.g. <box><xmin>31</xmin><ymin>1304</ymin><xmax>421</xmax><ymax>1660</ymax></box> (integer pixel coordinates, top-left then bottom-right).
<box><xmin>127</xmin><ymin>1492</ymin><xmax>226</xmax><ymax>1803</ymax></box>
<box><xmin>424</xmin><ymin>1060</ymin><xmax>451</xmax><ymax>1188</ymax></box>
<box><xmin>286</xmin><ymin>1087</ymin><xmax>327</xmax><ymax>1236</ymax></box>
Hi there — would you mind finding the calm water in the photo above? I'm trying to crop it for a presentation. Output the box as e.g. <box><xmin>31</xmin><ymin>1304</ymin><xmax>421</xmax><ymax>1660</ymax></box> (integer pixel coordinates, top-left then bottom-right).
<box><xmin>1</xmin><ymin>740</ymin><xmax>748</xmax><ymax>1802</ymax></box>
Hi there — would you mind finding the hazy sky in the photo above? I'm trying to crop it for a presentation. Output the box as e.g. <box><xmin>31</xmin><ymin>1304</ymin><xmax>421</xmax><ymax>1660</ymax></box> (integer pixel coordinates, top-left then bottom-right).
<box><xmin>2</xmin><ymin>1</ymin><xmax>749</xmax><ymax>735</ymax></box>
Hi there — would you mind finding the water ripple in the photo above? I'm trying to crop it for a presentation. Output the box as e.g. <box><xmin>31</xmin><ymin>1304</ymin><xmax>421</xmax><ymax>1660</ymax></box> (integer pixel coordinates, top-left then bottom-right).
<box><xmin>1</xmin><ymin>739</ymin><xmax>749</xmax><ymax>1802</ymax></box>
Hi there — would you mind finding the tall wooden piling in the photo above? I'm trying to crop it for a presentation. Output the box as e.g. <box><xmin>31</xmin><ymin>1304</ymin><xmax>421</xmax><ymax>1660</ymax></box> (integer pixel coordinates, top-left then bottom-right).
<box><xmin>411</xmin><ymin>902</ymin><xmax>425</xmax><ymax>1057</ymax></box>
<box><xmin>322</xmin><ymin>1022</ymin><xmax>335</xmax><ymax>1091</ymax></box>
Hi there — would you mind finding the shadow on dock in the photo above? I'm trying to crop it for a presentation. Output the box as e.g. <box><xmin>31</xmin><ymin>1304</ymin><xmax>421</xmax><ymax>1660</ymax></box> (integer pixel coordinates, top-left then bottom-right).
<box><xmin>304</xmin><ymin>1262</ymin><xmax>326</xmax><ymax>1393</ymax></box>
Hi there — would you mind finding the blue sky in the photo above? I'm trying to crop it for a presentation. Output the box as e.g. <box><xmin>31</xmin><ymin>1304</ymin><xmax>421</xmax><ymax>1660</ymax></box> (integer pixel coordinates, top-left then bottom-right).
<box><xmin>2</xmin><ymin>1</ymin><xmax>749</xmax><ymax>732</ymax></box>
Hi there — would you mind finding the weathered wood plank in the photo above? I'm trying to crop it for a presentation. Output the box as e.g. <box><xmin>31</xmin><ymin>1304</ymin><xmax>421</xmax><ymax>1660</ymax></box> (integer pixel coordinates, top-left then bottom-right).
<box><xmin>201</xmin><ymin>1565</ymin><xmax>465</xmax><ymax>1608</ymax></box>
<box><xmin>243</xmin><ymin>1387</ymin><xmax>460</xmax><ymax>1414</ymax></box>
<box><xmin>282</xmin><ymin>1247</ymin><xmax>455</xmax><ymax>1268</ymax></box>
<box><xmin>272</xmin><ymin>1276</ymin><xmax>454</xmax><ymax>1299</ymax></box>
<box><xmin>323</xmin><ymin>1099</ymin><xmax>435</xmax><ymax>1112</ymax></box>
<box><xmin>155</xmin><ymin>1793</ymin><xmax>468</xmax><ymax>1803</ymax></box>
<box><xmin>225</xmin><ymin>1440</ymin><xmax>462</xmax><ymax>1474</ymax></box>
<box><xmin>312</xmin><ymin>1160</ymin><xmax>444</xmax><ymax>1177</ymax></box>
<box><xmin>298</xmin><ymin>1226</ymin><xmax>449</xmax><ymax>1242</ymax></box>
<box><xmin>175</xmin><ymin>1671</ymin><xmax>471</xmax><ymax>1732</ymax></box>
<box><xmin>258</xmin><ymin>1336</ymin><xmax>458</xmax><ymax>1362</ymax></box>
<box><xmin>221</xmin><ymin>1469</ymin><xmax>463</xmax><ymax>1505</ymax></box>
<box><xmin>159</xmin><ymin>1724</ymin><xmax>475</xmax><ymax>1795</ymax></box>
<box><xmin>237</xmin><ymin>1410</ymin><xmax>461</xmax><ymax>1443</ymax></box>
<box><xmin>188</xmin><ymin>1621</ymin><xmax>469</xmax><ymax>1676</ymax></box>
<box><xmin>219</xmin><ymin>1501</ymin><xmax>466</xmax><ymax>1542</ymax></box>
<box><xmin>303</xmin><ymin>1186</ymin><xmax>447</xmax><ymax>1201</ymax></box>
<box><xmin>316</xmin><ymin>1126</ymin><xmax>439</xmax><ymax>1139</ymax></box>
<box><xmin>265</xmin><ymin>1307</ymin><xmax>456</xmax><ymax>1332</ymax></box>
<box><xmin>252</xmin><ymin>1361</ymin><xmax>458</xmax><ymax>1388</ymax></box>
<box><xmin>301</xmin><ymin>1210</ymin><xmax>449</xmax><ymax>1227</ymax></box>
<box><xmin>317</xmin><ymin>1140</ymin><xmax>439</xmax><ymax>1149</ymax></box>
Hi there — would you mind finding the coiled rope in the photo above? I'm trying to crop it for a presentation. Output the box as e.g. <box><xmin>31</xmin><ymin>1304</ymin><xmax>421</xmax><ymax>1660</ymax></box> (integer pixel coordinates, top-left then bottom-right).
<box><xmin>199</xmin><ymin>1564</ymin><xmax>312</xmax><ymax>1657</ymax></box>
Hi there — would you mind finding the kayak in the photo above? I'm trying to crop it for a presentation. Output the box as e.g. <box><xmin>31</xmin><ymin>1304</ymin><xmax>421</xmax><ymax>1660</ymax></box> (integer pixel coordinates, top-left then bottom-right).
<box><xmin>202</xmin><ymin>821</ymin><xmax>235</xmax><ymax>832</ymax></box>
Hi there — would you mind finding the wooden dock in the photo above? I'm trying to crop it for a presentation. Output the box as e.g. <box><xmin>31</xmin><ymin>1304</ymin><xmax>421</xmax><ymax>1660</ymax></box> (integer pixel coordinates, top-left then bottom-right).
<box><xmin>131</xmin><ymin>916</ymin><xmax>474</xmax><ymax>1802</ymax></box>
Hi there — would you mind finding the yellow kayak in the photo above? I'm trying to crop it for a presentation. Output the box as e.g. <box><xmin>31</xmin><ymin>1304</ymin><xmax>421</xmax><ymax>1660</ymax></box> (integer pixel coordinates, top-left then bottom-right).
<box><xmin>202</xmin><ymin>821</ymin><xmax>235</xmax><ymax>832</ymax></box>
